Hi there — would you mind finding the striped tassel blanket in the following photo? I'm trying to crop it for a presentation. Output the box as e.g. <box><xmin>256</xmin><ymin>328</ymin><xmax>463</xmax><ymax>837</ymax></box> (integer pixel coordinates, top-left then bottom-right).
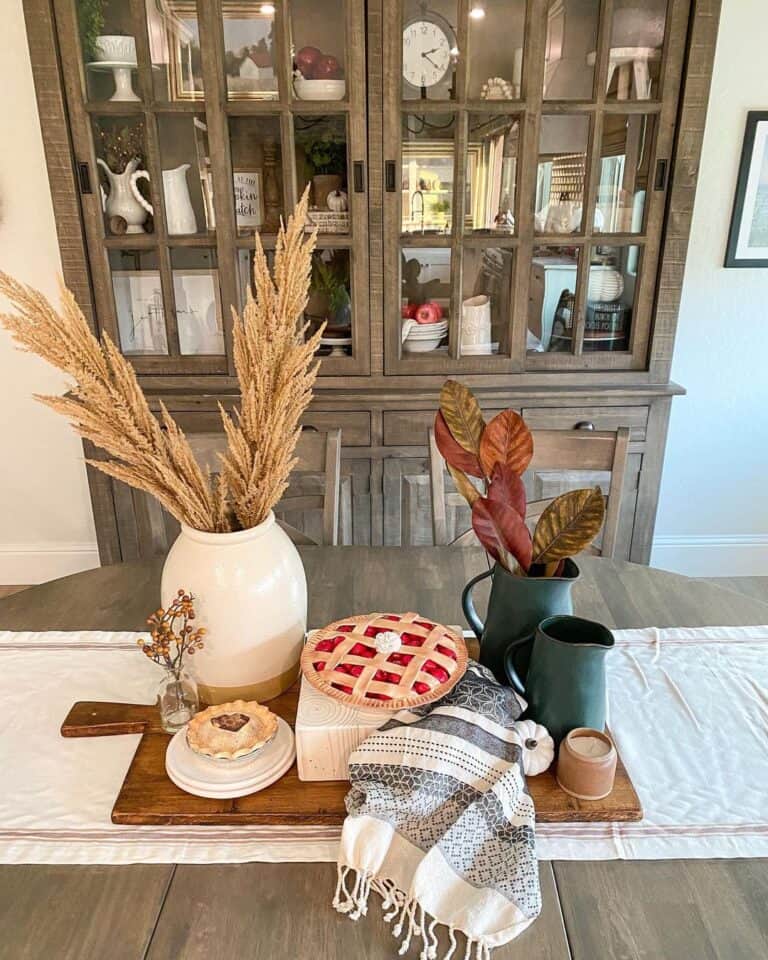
<box><xmin>333</xmin><ymin>662</ymin><xmax>541</xmax><ymax>958</ymax></box>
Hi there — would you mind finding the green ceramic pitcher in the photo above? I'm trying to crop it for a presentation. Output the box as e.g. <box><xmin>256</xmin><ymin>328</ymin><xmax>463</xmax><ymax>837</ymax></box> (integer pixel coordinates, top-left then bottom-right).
<box><xmin>505</xmin><ymin>615</ymin><xmax>614</xmax><ymax>743</ymax></box>
<box><xmin>462</xmin><ymin>559</ymin><xmax>580</xmax><ymax>683</ymax></box>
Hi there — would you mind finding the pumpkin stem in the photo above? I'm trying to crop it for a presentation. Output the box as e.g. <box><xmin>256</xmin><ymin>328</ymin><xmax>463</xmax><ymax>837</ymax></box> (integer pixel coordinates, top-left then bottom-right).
<box><xmin>525</xmin><ymin>738</ymin><xmax>537</xmax><ymax>750</ymax></box>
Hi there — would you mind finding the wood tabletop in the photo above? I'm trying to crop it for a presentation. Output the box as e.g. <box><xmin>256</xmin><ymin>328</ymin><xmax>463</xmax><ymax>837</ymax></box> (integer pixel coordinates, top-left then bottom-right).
<box><xmin>1</xmin><ymin>549</ymin><xmax>767</xmax><ymax>960</ymax></box>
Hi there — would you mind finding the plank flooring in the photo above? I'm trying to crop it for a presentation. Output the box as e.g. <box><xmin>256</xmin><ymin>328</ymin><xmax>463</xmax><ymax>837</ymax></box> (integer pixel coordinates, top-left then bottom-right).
<box><xmin>701</xmin><ymin>576</ymin><xmax>768</xmax><ymax>605</ymax></box>
<box><xmin>145</xmin><ymin>863</ymin><xmax>569</xmax><ymax>959</ymax></box>
<box><xmin>0</xmin><ymin>864</ymin><xmax>173</xmax><ymax>960</ymax></box>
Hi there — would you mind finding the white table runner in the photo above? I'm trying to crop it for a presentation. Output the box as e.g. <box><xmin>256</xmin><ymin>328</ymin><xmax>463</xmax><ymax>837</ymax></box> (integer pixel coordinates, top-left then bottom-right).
<box><xmin>1</xmin><ymin>625</ymin><xmax>767</xmax><ymax>864</ymax></box>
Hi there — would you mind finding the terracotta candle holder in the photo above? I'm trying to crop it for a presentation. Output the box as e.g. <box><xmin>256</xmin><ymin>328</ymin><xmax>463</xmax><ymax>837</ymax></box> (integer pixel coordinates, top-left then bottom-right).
<box><xmin>556</xmin><ymin>727</ymin><xmax>617</xmax><ymax>800</ymax></box>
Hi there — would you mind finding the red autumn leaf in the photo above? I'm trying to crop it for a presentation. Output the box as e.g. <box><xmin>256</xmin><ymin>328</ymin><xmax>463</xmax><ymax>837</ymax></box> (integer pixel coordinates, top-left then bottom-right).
<box><xmin>479</xmin><ymin>410</ymin><xmax>534</xmax><ymax>478</ymax></box>
<box><xmin>434</xmin><ymin>411</ymin><xmax>484</xmax><ymax>478</ymax></box>
<box><xmin>487</xmin><ymin>462</ymin><xmax>527</xmax><ymax>518</ymax></box>
<box><xmin>471</xmin><ymin>497</ymin><xmax>532</xmax><ymax>573</ymax></box>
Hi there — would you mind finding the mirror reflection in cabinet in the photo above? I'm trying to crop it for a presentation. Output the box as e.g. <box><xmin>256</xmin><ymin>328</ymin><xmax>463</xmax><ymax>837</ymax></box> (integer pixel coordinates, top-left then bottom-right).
<box><xmin>465</xmin><ymin>113</ymin><xmax>520</xmax><ymax>234</ymax></box>
<box><xmin>401</xmin><ymin>113</ymin><xmax>455</xmax><ymax>234</ymax></box>
<box><xmin>543</xmin><ymin>0</ymin><xmax>600</xmax><ymax>101</ymax></box>
<box><xmin>605</xmin><ymin>0</ymin><xmax>668</xmax><ymax>101</ymax></box>
<box><xmin>596</xmin><ymin>113</ymin><xmax>656</xmax><ymax>234</ymax></box>
<box><xmin>460</xmin><ymin>246</ymin><xmax>514</xmax><ymax>357</ymax></box>
<box><xmin>401</xmin><ymin>246</ymin><xmax>451</xmax><ymax>355</ymax></box>
<box><xmin>467</xmin><ymin>0</ymin><xmax>525</xmax><ymax>101</ymax></box>
<box><xmin>535</xmin><ymin>114</ymin><xmax>590</xmax><ymax>234</ymax></box>
<box><xmin>144</xmin><ymin>0</ymin><xmax>204</xmax><ymax>101</ymax></box>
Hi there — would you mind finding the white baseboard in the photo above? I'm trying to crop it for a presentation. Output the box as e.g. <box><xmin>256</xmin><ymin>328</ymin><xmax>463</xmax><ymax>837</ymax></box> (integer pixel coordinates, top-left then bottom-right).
<box><xmin>0</xmin><ymin>542</ymin><xmax>100</xmax><ymax>584</ymax></box>
<box><xmin>651</xmin><ymin>534</ymin><xmax>768</xmax><ymax>578</ymax></box>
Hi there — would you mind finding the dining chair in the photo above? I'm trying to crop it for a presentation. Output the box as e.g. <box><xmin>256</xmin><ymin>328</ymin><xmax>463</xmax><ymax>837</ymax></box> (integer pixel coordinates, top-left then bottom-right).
<box><xmin>186</xmin><ymin>427</ymin><xmax>343</xmax><ymax>546</ymax></box>
<box><xmin>428</xmin><ymin>426</ymin><xmax>631</xmax><ymax>558</ymax></box>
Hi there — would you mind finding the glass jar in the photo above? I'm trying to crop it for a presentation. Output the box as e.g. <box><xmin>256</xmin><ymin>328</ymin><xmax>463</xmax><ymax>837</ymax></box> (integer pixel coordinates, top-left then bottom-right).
<box><xmin>156</xmin><ymin>668</ymin><xmax>199</xmax><ymax>734</ymax></box>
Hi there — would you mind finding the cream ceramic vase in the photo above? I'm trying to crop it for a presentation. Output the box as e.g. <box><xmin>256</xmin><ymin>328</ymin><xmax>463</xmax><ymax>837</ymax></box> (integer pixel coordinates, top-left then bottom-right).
<box><xmin>161</xmin><ymin>512</ymin><xmax>307</xmax><ymax>705</ymax></box>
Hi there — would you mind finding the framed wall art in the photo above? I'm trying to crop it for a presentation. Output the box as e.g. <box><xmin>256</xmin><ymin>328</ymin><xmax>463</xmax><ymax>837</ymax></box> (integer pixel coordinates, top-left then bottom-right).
<box><xmin>173</xmin><ymin>269</ymin><xmax>225</xmax><ymax>355</ymax></box>
<box><xmin>725</xmin><ymin>111</ymin><xmax>768</xmax><ymax>268</ymax></box>
<box><xmin>111</xmin><ymin>271</ymin><xmax>169</xmax><ymax>355</ymax></box>
<box><xmin>233</xmin><ymin>169</ymin><xmax>264</xmax><ymax>228</ymax></box>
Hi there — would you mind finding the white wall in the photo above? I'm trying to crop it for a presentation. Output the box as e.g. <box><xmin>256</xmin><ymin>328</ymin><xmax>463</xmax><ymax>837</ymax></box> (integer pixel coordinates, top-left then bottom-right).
<box><xmin>651</xmin><ymin>0</ymin><xmax>768</xmax><ymax>577</ymax></box>
<box><xmin>1</xmin><ymin>0</ymin><xmax>766</xmax><ymax>581</ymax></box>
<box><xmin>0</xmin><ymin>1</ymin><xmax>99</xmax><ymax>582</ymax></box>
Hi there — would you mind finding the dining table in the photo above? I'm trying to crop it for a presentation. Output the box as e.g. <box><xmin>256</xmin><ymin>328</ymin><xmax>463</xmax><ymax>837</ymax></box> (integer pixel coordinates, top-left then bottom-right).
<box><xmin>1</xmin><ymin>546</ymin><xmax>767</xmax><ymax>960</ymax></box>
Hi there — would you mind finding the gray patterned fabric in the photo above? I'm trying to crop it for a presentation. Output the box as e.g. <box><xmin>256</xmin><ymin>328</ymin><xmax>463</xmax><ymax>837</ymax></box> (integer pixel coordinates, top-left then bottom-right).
<box><xmin>333</xmin><ymin>662</ymin><xmax>541</xmax><ymax>958</ymax></box>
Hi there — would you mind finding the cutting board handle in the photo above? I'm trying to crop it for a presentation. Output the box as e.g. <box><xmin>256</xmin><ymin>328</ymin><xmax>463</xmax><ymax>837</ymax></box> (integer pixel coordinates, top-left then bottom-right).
<box><xmin>62</xmin><ymin>701</ymin><xmax>159</xmax><ymax>738</ymax></box>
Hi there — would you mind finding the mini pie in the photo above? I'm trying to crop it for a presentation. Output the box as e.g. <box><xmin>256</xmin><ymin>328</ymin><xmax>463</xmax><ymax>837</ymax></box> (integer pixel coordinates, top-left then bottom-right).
<box><xmin>186</xmin><ymin>700</ymin><xmax>279</xmax><ymax>760</ymax></box>
<box><xmin>301</xmin><ymin>612</ymin><xmax>468</xmax><ymax>710</ymax></box>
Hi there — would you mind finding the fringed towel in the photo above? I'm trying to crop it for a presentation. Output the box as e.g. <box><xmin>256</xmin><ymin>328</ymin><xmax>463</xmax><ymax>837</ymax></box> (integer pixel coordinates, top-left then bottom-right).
<box><xmin>333</xmin><ymin>662</ymin><xmax>541</xmax><ymax>958</ymax></box>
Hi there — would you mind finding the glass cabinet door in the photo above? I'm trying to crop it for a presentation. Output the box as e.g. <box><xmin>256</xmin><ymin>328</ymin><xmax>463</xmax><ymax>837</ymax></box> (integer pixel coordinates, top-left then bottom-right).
<box><xmin>56</xmin><ymin>0</ymin><xmax>369</xmax><ymax>377</ymax></box>
<box><xmin>383</xmin><ymin>0</ymin><xmax>690</xmax><ymax>374</ymax></box>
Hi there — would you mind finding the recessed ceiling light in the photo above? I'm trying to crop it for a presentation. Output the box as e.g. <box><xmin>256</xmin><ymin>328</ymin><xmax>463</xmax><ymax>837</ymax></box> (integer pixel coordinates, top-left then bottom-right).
<box><xmin>469</xmin><ymin>3</ymin><xmax>486</xmax><ymax>20</ymax></box>
<box><xmin>260</xmin><ymin>2</ymin><xmax>276</xmax><ymax>14</ymax></box>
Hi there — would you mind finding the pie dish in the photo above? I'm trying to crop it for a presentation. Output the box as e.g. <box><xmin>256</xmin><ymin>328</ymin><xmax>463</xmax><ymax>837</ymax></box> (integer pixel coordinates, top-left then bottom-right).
<box><xmin>301</xmin><ymin>612</ymin><xmax>468</xmax><ymax>710</ymax></box>
<box><xmin>186</xmin><ymin>700</ymin><xmax>279</xmax><ymax>760</ymax></box>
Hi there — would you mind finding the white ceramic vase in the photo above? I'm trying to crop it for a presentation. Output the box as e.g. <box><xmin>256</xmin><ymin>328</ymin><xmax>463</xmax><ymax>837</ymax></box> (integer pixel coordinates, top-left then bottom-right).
<box><xmin>161</xmin><ymin>512</ymin><xmax>307</xmax><ymax>704</ymax></box>
<box><xmin>588</xmin><ymin>265</ymin><xmax>624</xmax><ymax>302</ymax></box>
<box><xmin>461</xmin><ymin>294</ymin><xmax>492</xmax><ymax>353</ymax></box>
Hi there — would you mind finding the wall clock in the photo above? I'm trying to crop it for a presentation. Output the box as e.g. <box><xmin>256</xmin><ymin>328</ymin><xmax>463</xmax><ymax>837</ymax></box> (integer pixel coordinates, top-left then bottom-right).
<box><xmin>402</xmin><ymin>8</ymin><xmax>457</xmax><ymax>93</ymax></box>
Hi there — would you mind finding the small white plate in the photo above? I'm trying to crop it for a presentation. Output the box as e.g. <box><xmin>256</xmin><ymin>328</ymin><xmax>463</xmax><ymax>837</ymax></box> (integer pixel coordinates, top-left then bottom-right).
<box><xmin>165</xmin><ymin>716</ymin><xmax>296</xmax><ymax>798</ymax></box>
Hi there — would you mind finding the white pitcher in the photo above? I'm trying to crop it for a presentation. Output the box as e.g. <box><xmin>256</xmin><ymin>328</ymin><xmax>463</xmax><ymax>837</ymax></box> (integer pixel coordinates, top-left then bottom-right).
<box><xmin>461</xmin><ymin>294</ymin><xmax>492</xmax><ymax>354</ymax></box>
<box><xmin>97</xmin><ymin>157</ymin><xmax>149</xmax><ymax>233</ymax></box>
<box><xmin>130</xmin><ymin>162</ymin><xmax>198</xmax><ymax>235</ymax></box>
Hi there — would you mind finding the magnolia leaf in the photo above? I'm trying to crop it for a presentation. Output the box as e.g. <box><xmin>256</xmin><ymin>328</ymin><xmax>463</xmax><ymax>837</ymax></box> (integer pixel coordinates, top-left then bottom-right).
<box><xmin>434</xmin><ymin>411</ymin><xmax>484</xmax><ymax>478</ymax></box>
<box><xmin>479</xmin><ymin>409</ymin><xmax>533</xmax><ymax>478</ymax></box>
<box><xmin>439</xmin><ymin>379</ymin><xmax>485</xmax><ymax>455</ymax></box>
<box><xmin>531</xmin><ymin>486</ymin><xmax>605</xmax><ymax>565</ymax></box>
<box><xmin>472</xmin><ymin>497</ymin><xmax>533</xmax><ymax>573</ymax></box>
<box><xmin>487</xmin><ymin>462</ymin><xmax>527</xmax><ymax>518</ymax></box>
<box><xmin>448</xmin><ymin>464</ymin><xmax>480</xmax><ymax>507</ymax></box>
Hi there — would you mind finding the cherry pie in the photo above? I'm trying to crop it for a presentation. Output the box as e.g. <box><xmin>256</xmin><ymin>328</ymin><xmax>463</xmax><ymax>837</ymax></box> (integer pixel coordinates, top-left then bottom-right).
<box><xmin>186</xmin><ymin>700</ymin><xmax>279</xmax><ymax>760</ymax></box>
<box><xmin>301</xmin><ymin>612</ymin><xmax>468</xmax><ymax>710</ymax></box>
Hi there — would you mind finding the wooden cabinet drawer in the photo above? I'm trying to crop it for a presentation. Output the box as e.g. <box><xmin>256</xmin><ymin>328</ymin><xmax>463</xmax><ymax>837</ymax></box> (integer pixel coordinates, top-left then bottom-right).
<box><xmin>164</xmin><ymin>410</ymin><xmax>370</xmax><ymax>447</ymax></box>
<box><xmin>521</xmin><ymin>406</ymin><xmax>648</xmax><ymax>441</ymax></box>
<box><xmin>384</xmin><ymin>408</ymin><xmax>509</xmax><ymax>446</ymax></box>
<box><xmin>301</xmin><ymin>411</ymin><xmax>371</xmax><ymax>446</ymax></box>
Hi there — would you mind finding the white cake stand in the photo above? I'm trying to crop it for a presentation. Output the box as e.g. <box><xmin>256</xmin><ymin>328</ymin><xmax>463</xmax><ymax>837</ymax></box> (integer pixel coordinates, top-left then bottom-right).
<box><xmin>166</xmin><ymin>716</ymin><xmax>296</xmax><ymax>798</ymax></box>
<box><xmin>86</xmin><ymin>61</ymin><xmax>140</xmax><ymax>102</ymax></box>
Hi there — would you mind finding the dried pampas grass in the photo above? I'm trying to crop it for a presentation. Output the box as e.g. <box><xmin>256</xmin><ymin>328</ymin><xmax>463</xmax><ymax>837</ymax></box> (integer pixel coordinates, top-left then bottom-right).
<box><xmin>0</xmin><ymin>187</ymin><xmax>323</xmax><ymax>533</ymax></box>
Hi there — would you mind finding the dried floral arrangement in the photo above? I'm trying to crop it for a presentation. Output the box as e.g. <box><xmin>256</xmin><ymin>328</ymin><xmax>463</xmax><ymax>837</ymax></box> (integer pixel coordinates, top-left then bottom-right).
<box><xmin>94</xmin><ymin>119</ymin><xmax>146</xmax><ymax>173</ymax></box>
<box><xmin>434</xmin><ymin>380</ymin><xmax>605</xmax><ymax>577</ymax></box>
<box><xmin>138</xmin><ymin>590</ymin><xmax>206</xmax><ymax>677</ymax></box>
<box><xmin>0</xmin><ymin>189</ymin><xmax>324</xmax><ymax>533</ymax></box>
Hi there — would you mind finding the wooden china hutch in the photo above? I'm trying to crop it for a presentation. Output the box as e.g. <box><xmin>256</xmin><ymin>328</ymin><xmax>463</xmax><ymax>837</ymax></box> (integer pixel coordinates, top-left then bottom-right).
<box><xmin>23</xmin><ymin>0</ymin><xmax>721</xmax><ymax>562</ymax></box>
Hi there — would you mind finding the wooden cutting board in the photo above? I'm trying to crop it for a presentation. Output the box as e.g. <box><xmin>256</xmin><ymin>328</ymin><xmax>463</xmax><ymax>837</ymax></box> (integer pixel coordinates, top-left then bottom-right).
<box><xmin>61</xmin><ymin>687</ymin><xmax>642</xmax><ymax>825</ymax></box>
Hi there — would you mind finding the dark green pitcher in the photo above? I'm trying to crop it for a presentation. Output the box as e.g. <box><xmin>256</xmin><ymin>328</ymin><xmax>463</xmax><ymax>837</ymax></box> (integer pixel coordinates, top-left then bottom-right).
<box><xmin>505</xmin><ymin>615</ymin><xmax>614</xmax><ymax>743</ymax></box>
<box><xmin>461</xmin><ymin>559</ymin><xmax>579</xmax><ymax>683</ymax></box>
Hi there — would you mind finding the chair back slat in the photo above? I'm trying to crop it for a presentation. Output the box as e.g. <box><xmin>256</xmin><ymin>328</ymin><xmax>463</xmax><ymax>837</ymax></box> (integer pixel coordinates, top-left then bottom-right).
<box><xmin>429</xmin><ymin>426</ymin><xmax>631</xmax><ymax>559</ymax></box>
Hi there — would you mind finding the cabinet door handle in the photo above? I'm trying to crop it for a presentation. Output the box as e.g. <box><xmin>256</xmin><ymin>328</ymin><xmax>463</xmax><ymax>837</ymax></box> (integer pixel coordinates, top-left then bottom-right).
<box><xmin>385</xmin><ymin>161</ymin><xmax>396</xmax><ymax>192</ymax></box>
<box><xmin>574</xmin><ymin>421</ymin><xmax>595</xmax><ymax>431</ymax></box>
<box><xmin>353</xmin><ymin>161</ymin><xmax>365</xmax><ymax>193</ymax></box>
<box><xmin>77</xmin><ymin>161</ymin><xmax>92</xmax><ymax>195</ymax></box>
<box><xmin>654</xmin><ymin>158</ymin><xmax>669</xmax><ymax>191</ymax></box>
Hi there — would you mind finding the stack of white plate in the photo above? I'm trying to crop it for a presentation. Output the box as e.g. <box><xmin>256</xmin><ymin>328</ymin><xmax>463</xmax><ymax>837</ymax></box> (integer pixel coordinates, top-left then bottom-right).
<box><xmin>165</xmin><ymin>716</ymin><xmax>296</xmax><ymax>799</ymax></box>
<box><xmin>403</xmin><ymin>320</ymin><xmax>448</xmax><ymax>353</ymax></box>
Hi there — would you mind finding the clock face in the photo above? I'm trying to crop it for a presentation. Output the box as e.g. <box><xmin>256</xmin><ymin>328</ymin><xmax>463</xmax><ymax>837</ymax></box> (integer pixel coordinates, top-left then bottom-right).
<box><xmin>402</xmin><ymin>18</ymin><xmax>453</xmax><ymax>89</ymax></box>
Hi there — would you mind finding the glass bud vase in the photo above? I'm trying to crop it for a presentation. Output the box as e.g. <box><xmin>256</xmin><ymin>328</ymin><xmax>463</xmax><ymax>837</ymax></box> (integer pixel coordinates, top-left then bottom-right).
<box><xmin>156</xmin><ymin>668</ymin><xmax>199</xmax><ymax>734</ymax></box>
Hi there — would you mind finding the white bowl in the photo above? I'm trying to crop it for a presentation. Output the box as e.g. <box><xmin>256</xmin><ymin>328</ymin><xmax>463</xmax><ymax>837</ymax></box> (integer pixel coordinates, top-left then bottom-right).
<box><xmin>404</xmin><ymin>335</ymin><xmax>445</xmax><ymax>352</ymax></box>
<box><xmin>294</xmin><ymin>78</ymin><xmax>346</xmax><ymax>101</ymax></box>
<box><xmin>94</xmin><ymin>35</ymin><xmax>137</xmax><ymax>64</ymax></box>
<box><xmin>406</xmin><ymin>321</ymin><xmax>448</xmax><ymax>337</ymax></box>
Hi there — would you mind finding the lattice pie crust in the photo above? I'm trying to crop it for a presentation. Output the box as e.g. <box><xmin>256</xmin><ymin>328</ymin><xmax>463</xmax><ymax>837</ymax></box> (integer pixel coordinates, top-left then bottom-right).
<box><xmin>300</xmin><ymin>612</ymin><xmax>468</xmax><ymax>710</ymax></box>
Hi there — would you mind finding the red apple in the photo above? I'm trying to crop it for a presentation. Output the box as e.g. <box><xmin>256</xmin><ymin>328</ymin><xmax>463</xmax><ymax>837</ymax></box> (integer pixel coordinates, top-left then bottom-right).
<box><xmin>313</xmin><ymin>55</ymin><xmax>342</xmax><ymax>80</ymax></box>
<box><xmin>415</xmin><ymin>302</ymin><xmax>441</xmax><ymax>324</ymax></box>
<box><xmin>401</xmin><ymin>303</ymin><xmax>418</xmax><ymax>319</ymax></box>
<box><xmin>426</xmin><ymin>300</ymin><xmax>444</xmax><ymax>319</ymax></box>
<box><xmin>295</xmin><ymin>46</ymin><xmax>322</xmax><ymax>78</ymax></box>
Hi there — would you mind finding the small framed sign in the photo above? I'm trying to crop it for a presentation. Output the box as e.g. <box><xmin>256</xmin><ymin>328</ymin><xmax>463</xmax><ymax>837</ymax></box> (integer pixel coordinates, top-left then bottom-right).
<box><xmin>725</xmin><ymin>111</ymin><xmax>768</xmax><ymax>267</ymax></box>
<box><xmin>233</xmin><ymin>169</ymin><xmax>264</xmax><ymax>229</ymax></box>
